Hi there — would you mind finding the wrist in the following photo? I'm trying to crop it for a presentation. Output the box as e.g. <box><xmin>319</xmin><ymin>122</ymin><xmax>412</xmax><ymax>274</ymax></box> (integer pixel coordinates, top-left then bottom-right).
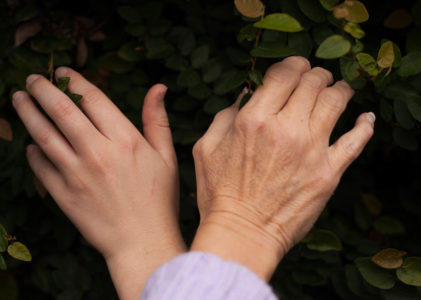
<box><xmin>191</xmin><ymin>207</ymin><xmax>285</xmax><ymax>281</ymax></box>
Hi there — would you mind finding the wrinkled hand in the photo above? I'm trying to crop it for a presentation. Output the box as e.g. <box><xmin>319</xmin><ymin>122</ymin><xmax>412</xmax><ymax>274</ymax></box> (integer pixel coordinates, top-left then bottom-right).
<box><xmin>12</xmin><ymin>67</ymin><xmax>186</xmax><ymax>299</ymax></box>
<box><xmin>191</xmin><ymin>57</ymin><xmax>374</xmax><ymax>279</ymax></box>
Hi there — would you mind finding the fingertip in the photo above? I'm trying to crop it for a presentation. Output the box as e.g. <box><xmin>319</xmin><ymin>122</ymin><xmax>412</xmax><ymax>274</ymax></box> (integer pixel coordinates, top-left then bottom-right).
<box><xmin>55</xmin><ymin>67</ymin><xmax>71</xmax><ymax>79</ymax></box>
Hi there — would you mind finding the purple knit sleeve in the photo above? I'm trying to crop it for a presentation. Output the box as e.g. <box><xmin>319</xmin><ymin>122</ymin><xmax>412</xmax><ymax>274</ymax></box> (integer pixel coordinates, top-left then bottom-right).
<box><xmin>141</xmin><ymin>251</ymin><xmax>278</xmax><ymax>300</ymax></box>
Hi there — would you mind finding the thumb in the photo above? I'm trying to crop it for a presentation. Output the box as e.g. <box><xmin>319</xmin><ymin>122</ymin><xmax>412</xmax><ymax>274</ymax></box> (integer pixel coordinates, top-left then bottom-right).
<box><xmin>142</xmin><ymin>84</ymin><xmax>177</xmax><ymax>167</ymax></box>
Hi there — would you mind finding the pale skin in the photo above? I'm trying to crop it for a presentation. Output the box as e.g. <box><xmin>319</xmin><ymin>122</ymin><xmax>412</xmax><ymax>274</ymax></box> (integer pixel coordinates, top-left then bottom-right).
<box><xmin>13</xmin><ymin>56</ymin><xmax>374</xmax><ymax>298</ymax></box>
<box><xmin>12</xmin><ymin>67</ymin><xmax>186</xmax><ymax>300</ymax></box>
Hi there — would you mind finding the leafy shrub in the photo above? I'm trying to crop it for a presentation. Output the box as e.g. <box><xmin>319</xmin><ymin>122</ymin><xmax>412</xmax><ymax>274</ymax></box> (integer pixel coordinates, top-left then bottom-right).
<box><xmin>1</xmin><ymin>0</ymin><xmax>421</xmax><ymax>298</ymax></box>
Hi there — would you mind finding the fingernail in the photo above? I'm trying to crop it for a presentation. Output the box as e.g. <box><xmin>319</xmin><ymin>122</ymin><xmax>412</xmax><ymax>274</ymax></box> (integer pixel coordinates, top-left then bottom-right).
<box><xmin>55</xmin><ymin>67</ymin><xmax>68</xmax><ymax>77</ymax></box>
<box><xmin>26</xmin><ymin>74</ymin><xmax>40</xmax><ymax>86</ymax></box>
<box><xmin>366</xmin><ymin>112</ymin><xmax>376</xmax><ymax>126</ymax></box>
<box><xmin>12</xmin><ymin>91</ymin><xmax>25</xmax><ymax>107</ymax></box>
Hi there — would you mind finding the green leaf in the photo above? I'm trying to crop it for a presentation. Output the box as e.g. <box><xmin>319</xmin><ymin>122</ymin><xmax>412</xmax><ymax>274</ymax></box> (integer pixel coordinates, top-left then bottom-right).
<box><xmin>394</xmin><ymin>99</ymin><xmax>415</xmax><ymax>129</ymax></box>
<box><xmin>396</xmin><ymin>257</ymin><xmax>421</xmax><ymax>286</ymax></box>
<box><xmin>407</xmin><ymin>98</ymin><xmax>421</xmax><ymax>123</ymax></box>
<box><xmin>393</xmin><ymin>127</ymin><xmax>418</xmax><ymax>151</ymax></box>
<box><xmin>165</xmin><ymin>54</ymin><xmax>189</xmax><ymax>71</ymax></box>
<box><xmin>333</xmin><ymin>0</ymin><xmax>369</xmax><ymax>23</ymax></box>
<box><xmin>68</xmin><ymin>93</ymin><xmax>83</xmax><ymax>105</ymax></box>
<box><xmin>254</xmin><ymin>13</ymin><xmax>303</xmax><ymax>32</ymax></box>
<box><xmin>292</xmin><ymin>269</ymin><xmax>326</xmax><ymax>286</ymax></box>
<box><xmin>374</xmin><ymin>216</ymin><xmax>406</xmax><ymax>235</ymax></box>
<box><xmin>177</xmin><ymin>69</ymin><xmax>201</xmax><ymax>88</ymax></box>
<box><xmin>319</xmin><ymin>0</ymin><xmax>339</xmax><ymax>11</ymax></box>
<box><xmin>225</xmin><ymin>71</ymin><xmax>248</xmax><ymax>91</ymax></box>
<box><xmin>288</xmin><ymin>31</ymin><xmax>313</xmax><ymax>58</ymax></box>
<box><xmin>145</xmin><ymin>38</ymin><xmax>174</xmax><ymax>60</ymax></box>
<box><xmin>188</xmin><ymin>83</ymin><xmax>211</xmax><ymax>99</ymax></box>
<box><xmin>234</xmin><ymin>0</ymin><xmax>265</xmax><ymax>18</ymax></box>
<box><xmin>297</xmin><ymin>0</ymin><xmax>326</xmax><ymax>23</ymax></box>
<box><xmin>316</xmin><ymin>35</ymin><xmax>351</xmax><ymax>59</ymax></box>
<box><xmin>372</xmin><ymin>249</ymin><xmax>407</xmax><ymax>269</ymax></box>
<box><xmin>250</xmin><ymin>42</ymin><xmax>295</xmax><ymax>58</ymax></box>
<box><xmin>191</xmin><ymin>45</ymin><xmax>210</xmax><ymax>69</ymax></box>
<box><xmin>344</xmin><ymin>22</ymin><xmax>365</xmax><ymax>39</ymax></box>
<box><xmin>397</xmin><ymin>52</ymin><xmax>421</xmax><ymax>77</ymax></box>
<box><xmin>99</xmin><ymin>52</ymin><xmax>134</xmax><ymax>73</ymax></box>
<box><xmin>117</xmin><ymin>6</ymin><xmax>142</xmax><ymax>23</ymax></box>
<box><xmin>0</xmin><ymin>254</ymin><xmax>6</xmax><ymax>270</ymax></box>
<box><xmin>340</xmin><ymin>57</ymin><xmax>360</xmax><ymax>81</ymax></box>
<box><xmin>237</xmin><ymin>24</ymin><xmax>258</xmax><ymax>43</ymax></box>
<box><xmin>378</xmin><ymin>41</ymin><xmax>395</xmax><ymax>69</ymax></box>
<box><xmin>118</xmin><ymin>42</ymin><xmax>143</xmax><ymax>62</ymax></box>
<box><xmin>249</xmin><ymin>70</ymin><xmax>263</xmax><ymax>86</ymax></box>
<box><xmin>304</xmin><ymin>229</ymin><xmax>342</xmax><ymax>251</ymax></box>
<box><xmin>355</xmin><ymin>257</ymin><xmax>396</xmax><ymax>289</ymax></box>
<box><xmin>356</xmin><ymin>53</ymin><xmax>379</xmax><ymax>77</ymax></box>
<box><xmin>203</xmin><ymin>96</ymin><xmax>231</xmax><ymax>114</ymax></box>
<box><xmin>352</xmin><ymin>39</ymin><xmax>364</xmax><ymax>53</ymax></box>
<box><xmin>57</xmin><ymin>77</ymin><xmax>70</xmax><ymax>92</ymax></box>
<box><xmin>0</xmin><ymin>224</ymin><xmax>8</xmax><ymax>252</ymax></box>
<box><xmin>380</xmin><ymin>99</ymin><xmax>394</xmax><ymax>122</ymax></box>
<box><xmin>7</xmin><ymin>242</ymin><xmax>32</xmax><ymax>262</ymax></box>
<box><xmin>202</xmin><ymin>61</ymin><xmax>222</xmax><ymax>83</ymax></box>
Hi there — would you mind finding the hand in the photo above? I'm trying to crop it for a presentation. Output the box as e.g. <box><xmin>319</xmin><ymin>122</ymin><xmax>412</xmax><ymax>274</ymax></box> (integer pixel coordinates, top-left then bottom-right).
<box><xmin>12</xmin><ymin>67</ymin><xmax>186</xmax><ymax>299</ymax></box>
<box><xmin>191</xmin><ymin>57</ymin><xmax>374</xmax><ymax>280</ymax></box>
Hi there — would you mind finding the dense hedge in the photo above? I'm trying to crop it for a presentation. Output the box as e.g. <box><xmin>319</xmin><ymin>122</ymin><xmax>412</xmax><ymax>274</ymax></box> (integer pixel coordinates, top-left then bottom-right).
<box><xmin>1</xmin><ymin>0</ymin><xmax>421</xmax><ymax>299</ymax></box>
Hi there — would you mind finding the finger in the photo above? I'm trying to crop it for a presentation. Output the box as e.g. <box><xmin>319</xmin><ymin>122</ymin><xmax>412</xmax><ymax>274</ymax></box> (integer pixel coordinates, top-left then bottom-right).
<box><xmin>199</xmin><ymin>88</ymin><xmax>246</xmax><ymax>147</ymax></box>
<box><xmin>310</xmin><ymin>80</ymin><xmax>354</xmax><ymax>140</ymax></box>
<box><xmin>282</xmin><ymin>67</ymin><xmax>333</xmax><ymax>118</ymax></box>
<box><xmin>13</xmin><ymin>91</ymin><xmax>77</xmax><ymax>169</ymax></box>
<box><xmin>26</xmin><ymin>144</ymin><xmax>67</xmax><ymax>201</ymax></box>
<box><xmin>55</xmin><ymin>67</ymin><xmax>139</xmax><ymax>141</ymax></box>
<box><xmin>247</xmin><ymin>56</ymin><xmax>311</xmax><ymax>115</ymax></box>
<box><xmin>25</xmin><ymin>74</ymin><xmax>101</xmax><ymax>153</ymax></box>
<box><xmin>142</xmin><ymin>84</ymin><xmax>177</xmax><ymax>167</ymax></box>
<box><xmin>329</xmin><ymin>112</ymin><xmax>375</xmax><ymax>174</ymax></box>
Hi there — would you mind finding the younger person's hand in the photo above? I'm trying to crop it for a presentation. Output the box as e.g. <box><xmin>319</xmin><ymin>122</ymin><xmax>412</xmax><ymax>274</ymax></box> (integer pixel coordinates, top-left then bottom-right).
<box><xmin>191</xmin><ymin>57</ymin><xmax>374</xmax><ymax>280</ymax></box>
<box><xmin>13</xmin><ymin>67</ymin><xmax>186</xmax><ymax>300</ymax></box>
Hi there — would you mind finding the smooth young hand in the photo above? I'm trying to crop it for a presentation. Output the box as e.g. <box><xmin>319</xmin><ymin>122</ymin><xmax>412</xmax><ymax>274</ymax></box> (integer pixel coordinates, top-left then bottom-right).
<box><xmin>12</xmin><ymin>68</ymin><xmax>186</xmax><ymax>300</ymax></box>
<box><xmin>191</xmin><ymin>56</ymin><xmax>374</xmax><ymax>280</ymax></box>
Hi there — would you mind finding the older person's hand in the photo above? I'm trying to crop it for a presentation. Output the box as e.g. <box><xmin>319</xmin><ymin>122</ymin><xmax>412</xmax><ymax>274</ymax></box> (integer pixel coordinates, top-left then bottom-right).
<box><xmin>12</xmin><ymin>68</ymin><xmax>186</xmax><ymax>300</ymax></box>
<box><xmin>191</xmin><ymin>56</ymin><xmax>374</xmax><ymax>280</ymax></box>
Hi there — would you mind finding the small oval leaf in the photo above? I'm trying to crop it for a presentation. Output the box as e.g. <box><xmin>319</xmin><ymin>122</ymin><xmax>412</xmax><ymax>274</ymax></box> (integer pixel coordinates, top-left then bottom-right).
<box><xmin>355</xmin><ymin>257</ymin><xmax>396</xmax><ymax>289</ymax></box>
<box><xmin>7</xmin><ymin>242</ymin><xmax>31</xmax><ymax>262</ymax></box>
<box><xmin>334</xmin><ymin>0</ymin><xmax>369</xmax><ymax>23</ymax></box>
<box><xmin>304</xmin><ymin>229</ymin><xmax>342</xmax><ymax>251</ymax></box>
<box><xmin>396</xmin><ymin>257</ymin><xmax>421</xmax><ymax>286</ymax></box>
<box><xmin>316</xmin><ymin>35</ymin><xmax>351</xmax><ymax>59</ymax></box>
<box><xmin>234</xmin><ymin>0</ymin><xmax>265</xmax><ymax>18</ymax></box>
<box><xmin>377</xmin><ymin>41</ymin><xmax>395</xmax><ymax>69</ymax></box>
<box><xmin>253</xmin><ymin>13</ymin><xmax>303</xmax><ymax>32</ymax></box>
<box><xmin>0</xmin><ymin>253</ymin><xmax>6</xmax><ymax>270</ymax></box>
<box><xmin>372</xmin><ymin>248</ymin><xmax>406</xmax><ymax>269</ymax></box>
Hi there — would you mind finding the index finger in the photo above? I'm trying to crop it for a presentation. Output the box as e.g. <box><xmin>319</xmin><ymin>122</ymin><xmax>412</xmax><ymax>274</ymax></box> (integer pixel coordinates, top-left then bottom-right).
<box><xmin>26</xmin><ymin>74</ymin><xmax>102</xmax><ymax>153</ymax></box>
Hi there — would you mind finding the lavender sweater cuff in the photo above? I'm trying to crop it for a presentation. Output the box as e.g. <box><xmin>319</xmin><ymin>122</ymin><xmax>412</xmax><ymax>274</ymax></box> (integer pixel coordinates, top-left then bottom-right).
<box><xmin>141</xmin><ymin>251</ymin><xmax>277</xmax><ymax>300</ymax></box>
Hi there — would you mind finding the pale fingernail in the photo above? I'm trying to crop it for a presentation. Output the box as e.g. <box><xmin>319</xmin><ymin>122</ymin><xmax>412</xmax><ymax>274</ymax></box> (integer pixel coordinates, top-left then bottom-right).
<box><xmin>26</xmin><ymin>74</ymin><xmax>40</xmax><ymax>86</ymax></box>
<box><xmin>12</xmin><ymin>91</ymin><xmax>25</xmax><ymax>107</ymax></box>
<box><xmin>55</xmin><ymin>67</ymin><xmax>69</xmax><ymax>77</ymax></box>
<box><xmin>366</xmin><ymin>112</ymin><xmax>376</xmax><ymax>126</ymax></box>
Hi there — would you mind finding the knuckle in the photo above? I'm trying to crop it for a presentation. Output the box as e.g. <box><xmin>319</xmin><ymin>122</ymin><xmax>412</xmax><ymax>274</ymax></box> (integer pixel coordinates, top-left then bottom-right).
<box><xmin>235</xmin><ymin>111</ymin><xmax>266</xmax><ymax>132</ymax></box>
<box><xmin>313</xmin><ymin>67</ymin><xmax>333</xmax><ymax>82</ymax></box>
<box><xmin>53</xmin><ymin>99</ymin><xmax>75</xmax><ymax>119</ymax></box>
<box><xmin>284</xmin><ymin>56</ymin><xmax>311</xmax><ymax>70</ymax></box>
<box><xmin>192</xmin><ymin>140</ymin><xmax>203</xmax><ymax>158</ymax></box>
<box><xmin>320</xmin><ymin>88</ymin><xmax>345</xmax><ymax>112</ymax></box>
<box><xmin>37</xmin><ymin>129</ymin><xmax>52</xmax><ymax>145</ymax></box>
<box><xmin>301</xmin><ymin>72</ymin><xmax>324</xmax><ymax>89</ymax></box>
<box><xmin>81</xmin><ymin>88</ymin><xmax>102</xmax><ymax>106</ymax></box>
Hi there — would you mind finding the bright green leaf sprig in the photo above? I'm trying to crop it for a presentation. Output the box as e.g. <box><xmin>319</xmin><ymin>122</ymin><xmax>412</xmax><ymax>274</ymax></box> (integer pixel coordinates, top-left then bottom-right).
<box><xmin>0</xmin><ymin>224</ymin><xmax>32</xmax><ymax>271</ymax></box>
<box><xmin>57</xmin><ymin>77</ymin><xmax>83</xmax><ymax>105</ymax></box>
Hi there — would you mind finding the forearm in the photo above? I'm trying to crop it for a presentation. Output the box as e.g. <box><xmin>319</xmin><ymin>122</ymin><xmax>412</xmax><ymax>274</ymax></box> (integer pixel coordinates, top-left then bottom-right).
<box><xmin>106</xmin><ymin>231</ymin><xmax>186</xmax><ymax>300</ymax></box>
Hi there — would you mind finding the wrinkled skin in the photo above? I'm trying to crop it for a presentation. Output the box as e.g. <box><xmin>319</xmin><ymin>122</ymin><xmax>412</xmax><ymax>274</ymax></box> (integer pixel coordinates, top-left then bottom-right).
<box><xmin>191</xmin><ymin>56</ymin><xmax>374</xmax><ymax>279</ymax></box>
